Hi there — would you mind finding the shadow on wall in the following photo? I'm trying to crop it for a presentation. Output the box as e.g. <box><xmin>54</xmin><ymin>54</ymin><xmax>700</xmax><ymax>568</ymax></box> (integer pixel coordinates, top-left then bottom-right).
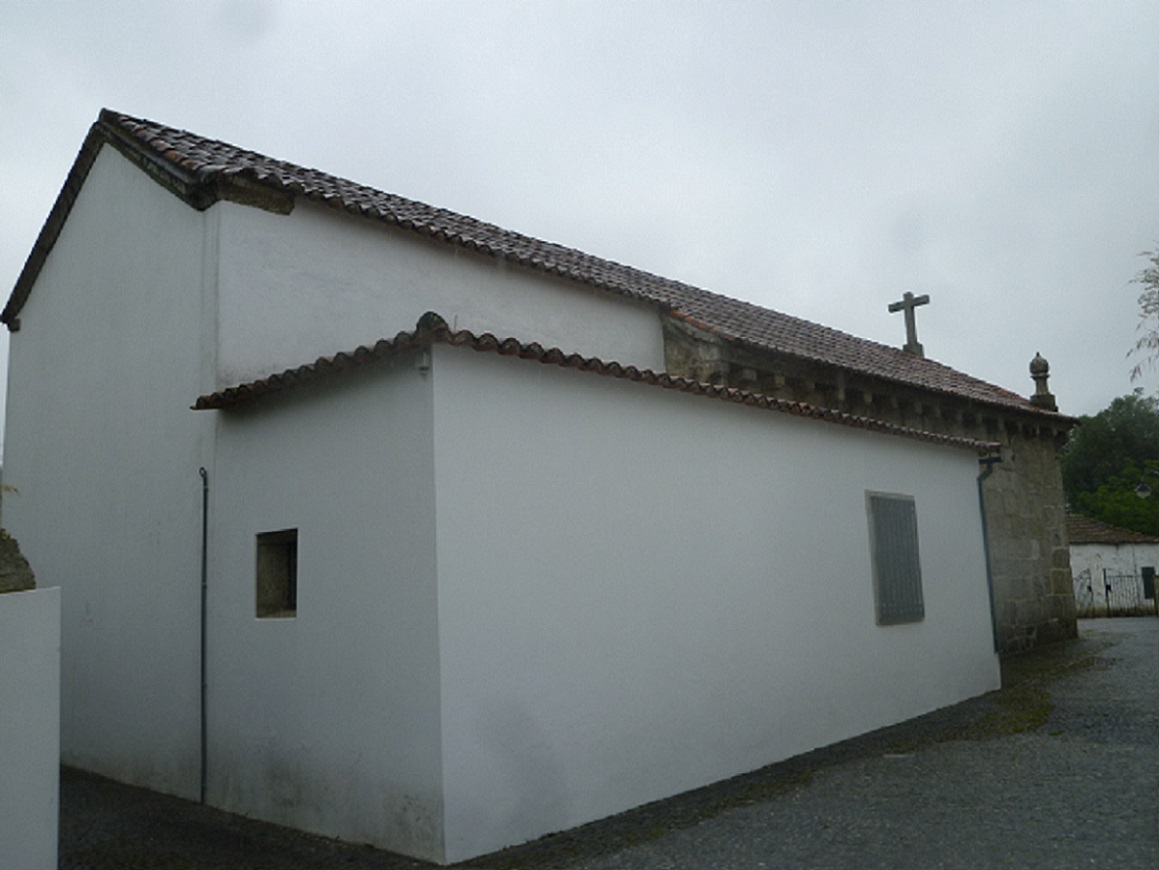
<box><xmin>452</xmin><ymin>699</ymin><xmax>569</xmax><ymax>860</ymax></box>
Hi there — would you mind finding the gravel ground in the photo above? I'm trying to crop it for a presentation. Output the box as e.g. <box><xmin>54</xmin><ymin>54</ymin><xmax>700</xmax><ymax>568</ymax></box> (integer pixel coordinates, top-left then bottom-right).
<box><xmin>60</xmin><ymin>618</ymin><xmax>1158</xmax><ymax>869</ymax></box>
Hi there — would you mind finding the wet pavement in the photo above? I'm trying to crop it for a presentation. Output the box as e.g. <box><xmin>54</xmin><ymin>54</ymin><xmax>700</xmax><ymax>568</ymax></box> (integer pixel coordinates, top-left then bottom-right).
<box><xmin>60</xmin><ymin>618</ymin><xmax>1158</xmax><ymax>869</ymax></box>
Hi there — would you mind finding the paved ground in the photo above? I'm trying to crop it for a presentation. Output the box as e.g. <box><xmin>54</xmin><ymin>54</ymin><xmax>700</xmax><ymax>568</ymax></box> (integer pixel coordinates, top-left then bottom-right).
<box><xmin>60</xmin><ymin>618</ymin><xmax>1158</xmax><ymax>869</ymax></box>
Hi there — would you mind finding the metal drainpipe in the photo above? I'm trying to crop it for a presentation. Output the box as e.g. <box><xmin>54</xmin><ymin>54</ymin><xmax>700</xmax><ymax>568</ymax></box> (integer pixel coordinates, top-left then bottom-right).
<box><xmin>977</xmin><ymin>454</ymin><xmax>1002</xmax><ymax>653</ymax></box>
<box><xmin>198</xmin><ymin>467</ymin><xmax>209</xmax><ymax>804</ymax></box>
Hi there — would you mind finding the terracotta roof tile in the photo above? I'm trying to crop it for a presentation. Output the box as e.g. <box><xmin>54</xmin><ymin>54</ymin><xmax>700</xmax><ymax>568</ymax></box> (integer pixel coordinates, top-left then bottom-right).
<box><xmin>1066</xmin><ymin>514</ymin><xmax>1159</xmax><ymax>545</ymax></box>
<box><xmin>193</xmin><ymin>312</ymin><xmax>999</xmax><ymax>454</ymax></box>
<box><xmin>5</xmin><ymin>110</ymin><xmax>1071</xmax><ymax>423</ymax></box>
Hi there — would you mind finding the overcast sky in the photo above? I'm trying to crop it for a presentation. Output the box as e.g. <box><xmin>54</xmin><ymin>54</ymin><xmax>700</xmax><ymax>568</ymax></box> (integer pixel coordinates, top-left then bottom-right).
<box><xmin>3</xmin><ymin>1</ymin><xmax>1158</xmax><ymax>449</ymax></box>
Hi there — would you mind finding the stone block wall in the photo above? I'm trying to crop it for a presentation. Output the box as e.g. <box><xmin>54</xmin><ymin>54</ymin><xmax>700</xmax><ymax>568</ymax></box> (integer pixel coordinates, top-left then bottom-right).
<box><xmin>983</xmin><ymin>429</ymin><xmax>1076</xmax><ymax>651</ymax></box>
<box><xmin>0</xmin><ymin>527</ymin><xmax>35</xmax><ymax>592</ymax></box>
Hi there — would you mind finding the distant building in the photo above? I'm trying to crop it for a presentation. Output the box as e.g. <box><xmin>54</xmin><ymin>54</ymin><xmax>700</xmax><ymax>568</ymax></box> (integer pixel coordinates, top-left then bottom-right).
<box><xmin>1067</xmin><ymin>514</ymin><xmax>1159</xmax><ymax>617</ymax></box>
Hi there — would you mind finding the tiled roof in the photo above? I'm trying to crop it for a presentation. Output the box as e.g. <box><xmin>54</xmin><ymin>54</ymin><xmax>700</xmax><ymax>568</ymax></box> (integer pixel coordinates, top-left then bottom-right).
<box><xmin>1066</xmin><ymin>514</ymin><xmax>1159</xmax><ymax>545</ymax></box>
<box><xmin>193</xmin><ymin>312</ymin><xmax>999</xmax><ymax>454</ymax></box>
<box><xmin>6</xmin><ymin>109</ymin><xmax>1069</xmax><ymax>422</ymax></box>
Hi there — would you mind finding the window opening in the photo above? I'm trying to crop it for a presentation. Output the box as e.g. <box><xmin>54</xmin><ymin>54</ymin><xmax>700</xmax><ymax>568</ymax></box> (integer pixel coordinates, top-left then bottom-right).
<box><xmin>256</xmin><ymin>529</ymin><xmax>297</xmax><ymax>618</ymax></box>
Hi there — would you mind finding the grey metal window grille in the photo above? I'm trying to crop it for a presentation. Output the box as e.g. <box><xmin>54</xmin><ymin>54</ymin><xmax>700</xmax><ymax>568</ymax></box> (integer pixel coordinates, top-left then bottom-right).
<box><xmin>867</xmin><ymin>494</ymin><xmax>924</xmax><ymax>625</ymax></box>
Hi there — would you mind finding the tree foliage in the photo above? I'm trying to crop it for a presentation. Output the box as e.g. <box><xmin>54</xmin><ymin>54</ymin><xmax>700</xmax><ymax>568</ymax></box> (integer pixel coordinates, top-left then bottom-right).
<box><xmin>1072</xmin><ymin>461</ymin><xmax>1159</xmax><ymax>537</ymax></box>
<box><xmin>1061</xmin><ymin>391</ymin><xmax>1159</xmax><ymax>534</ymax></box>
<box><xmin>1130</xmin><ymin>248</ymin><xmax>1159</xmax><ymax>381</ymax></box>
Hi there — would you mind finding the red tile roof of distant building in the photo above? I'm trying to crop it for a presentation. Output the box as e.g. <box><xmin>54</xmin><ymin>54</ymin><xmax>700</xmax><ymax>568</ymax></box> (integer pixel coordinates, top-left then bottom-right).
<box><xmin>1066</xmin><ymin>514</ymin><xmax>1159</xmax><ymax>545</ymax></box>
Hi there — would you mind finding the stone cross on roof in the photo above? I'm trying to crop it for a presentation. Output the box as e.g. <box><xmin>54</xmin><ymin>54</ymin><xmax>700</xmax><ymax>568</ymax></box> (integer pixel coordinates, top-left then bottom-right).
<box><xmin>888</xmin><ymin>291</ymin><xmax>930</xmax><ymax>357</ymax></box>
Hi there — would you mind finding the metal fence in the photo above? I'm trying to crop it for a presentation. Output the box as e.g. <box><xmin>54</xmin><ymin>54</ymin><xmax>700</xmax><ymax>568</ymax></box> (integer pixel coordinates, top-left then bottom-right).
<box><xmin>1073</xmin><ymin>568</ymin><xmax>1159</xmax><ymax>618</ymax></box>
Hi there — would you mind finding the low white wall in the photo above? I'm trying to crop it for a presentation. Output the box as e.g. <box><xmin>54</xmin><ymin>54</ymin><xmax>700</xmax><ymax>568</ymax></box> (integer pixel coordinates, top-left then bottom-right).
<box><xmin>0</xmin><ymin>587</ymin><xmax>61</xmax><ymax>870</ymax></box>
<box><xmin>432</xmin><ymin>347</ymin><xmax>1001</xmax><ymax>862</ymax></box>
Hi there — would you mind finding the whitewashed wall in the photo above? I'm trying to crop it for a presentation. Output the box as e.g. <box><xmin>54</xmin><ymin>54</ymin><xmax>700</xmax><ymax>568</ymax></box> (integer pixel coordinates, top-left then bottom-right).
<box><xmin>206</xmin><ymin>359</ymin><xmax>445</xmax><ymax>863</ymax></box>
<box><xmin>214</xmin><ymin>199</ymin><xmax>666</xmax><ymax>387</ymax></box>
<box><xmin>1070</xmin><ymin>541</ymin><xmax>1159</xmax><ymax>583</ymax></box>
<box><xmin>193</xmin><ymin>342</ymin><xmax>998</xmax><ymax>864</ymax></box>
<box><xmin>0</xmin><ymin>587</ymin><xmax>60</xmax><ymax>870</ymax></box>
<box><xmin>4</xmin><ymin>144</ymin><xmax>1000</xmax><ymax>864</ymax></box>
<box><xmin>431</xmin><ymin>347</ymin><xmax>1001</xmax><ymax>862</ymax></box>
<box><xmin>2</xmin><ymin>147</ymin><xmax>212</xmax><ymax>798</ymax></box>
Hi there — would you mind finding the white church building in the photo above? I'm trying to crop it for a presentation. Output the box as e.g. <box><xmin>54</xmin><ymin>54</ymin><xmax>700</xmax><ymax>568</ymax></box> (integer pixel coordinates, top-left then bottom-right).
<box><xmin>3</xmin><ymin>111</ymin><xmax>1009</xmax><ymax>863</ymax></box>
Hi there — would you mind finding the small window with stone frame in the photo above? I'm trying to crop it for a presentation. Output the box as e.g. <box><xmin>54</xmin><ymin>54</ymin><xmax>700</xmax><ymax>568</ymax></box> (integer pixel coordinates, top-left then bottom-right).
<box><xmin>256</xmin><ymin>529</ymin><xmax>298</xmax><ymax>618</ymax></box>
<box><xmin>866</xmin><ymin>493</ymin><xmax>925</xmax><ymax>625</ymax></box>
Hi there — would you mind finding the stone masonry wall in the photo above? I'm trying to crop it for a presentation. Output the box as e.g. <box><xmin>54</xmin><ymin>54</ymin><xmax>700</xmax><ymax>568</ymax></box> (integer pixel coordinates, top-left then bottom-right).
<box><xmin>983</xmin><ymin>429</ymin><xmax>1076</xmax><ymax>651</ymax></box>
<box><xmin>0</xmin><ymin>529</ymin><xmax>36</xmax><ymax>593</ymax></box>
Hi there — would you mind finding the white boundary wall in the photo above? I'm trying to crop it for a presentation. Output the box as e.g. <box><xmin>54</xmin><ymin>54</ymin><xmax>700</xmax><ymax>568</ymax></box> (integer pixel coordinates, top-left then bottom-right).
<box><xmin>0</xmin><ymin>587</ymin><xmax>60</xmax><ymax>870</ymax></box>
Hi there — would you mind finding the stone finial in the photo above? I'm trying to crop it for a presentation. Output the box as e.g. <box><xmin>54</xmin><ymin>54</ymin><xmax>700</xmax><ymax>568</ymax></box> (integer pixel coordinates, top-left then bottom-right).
<box><xmin>1029</xmin><ymin>352</ymin><xmax>1057</xmax><ymax>411</ymax></box>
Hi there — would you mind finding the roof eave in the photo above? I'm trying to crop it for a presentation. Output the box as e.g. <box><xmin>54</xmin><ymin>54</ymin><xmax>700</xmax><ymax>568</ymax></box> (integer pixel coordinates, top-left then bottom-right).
<box><xmin>666</xmin><ymin>310</ymin><xmax>1078</xmax><ymax>426</ymax></box>
<box><xmin>1</xmin><ymin>109</ymin><xmax>219</xmax><ymax>331</ymax></box>
<box><xmin>193</xmin><ymin>311</ymin><xmax>1002</xmax><ymax>454</ymax></box>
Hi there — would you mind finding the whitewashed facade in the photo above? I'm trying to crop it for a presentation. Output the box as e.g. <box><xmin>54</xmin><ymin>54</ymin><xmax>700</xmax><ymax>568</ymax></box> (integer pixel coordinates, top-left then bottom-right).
<box><xmin>4</xmin><ymin>119</ymin><xmax>1003</xmax><ymax>864</ymax></box>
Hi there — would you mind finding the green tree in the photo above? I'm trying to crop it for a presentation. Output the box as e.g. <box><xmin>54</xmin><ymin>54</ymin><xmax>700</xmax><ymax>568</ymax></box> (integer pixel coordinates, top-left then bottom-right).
<box><xmin>1130</xmin><ymin>248</ymin><xmax>1159</xmax><ymax>381</ymax></box>
<box><xmin>1061</xmin><ymin>391</ymin><xmax>1159</xmax><ymax>534</ymax></box>
<box><xmin>1073</xmin><ymin>461</ymin><xmax>1159</xmax><ymax>536</ymax></box>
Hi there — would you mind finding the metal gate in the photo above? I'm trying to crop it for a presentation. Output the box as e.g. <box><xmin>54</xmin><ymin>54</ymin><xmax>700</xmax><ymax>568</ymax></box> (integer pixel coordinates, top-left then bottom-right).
<box><xmin>1073</xmin><ymin>567</ymin><xmax>1159</xmax><ymax>618</ymax></box>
